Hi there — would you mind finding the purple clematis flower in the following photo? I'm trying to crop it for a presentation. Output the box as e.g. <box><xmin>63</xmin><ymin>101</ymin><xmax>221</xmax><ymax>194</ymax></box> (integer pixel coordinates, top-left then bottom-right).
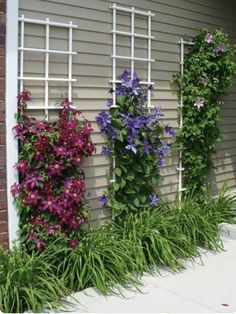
<box><xmin>99</xmin><ymin>194</ymin><xmax>107</xmax><ymax>206</ymax></box>
<box><xmin>149</xmin><ymin>194</ymin><xmax>160</xmax><ymax>206</ymax></box>
<box><xmin>157</xmin><ymin>143</ymin><xmax>171</xmax><ymax>159</ymax></box>
<box><xmin>149</xmin><ymin>106</ymin><xmax>164</xmax><ymax>124</ymax></box>
<box><xmin>125</xmin><ymin>143</ymin><xmax>137</xmax><ymax>154</ymax></box>
<box><xmin>101</xmin><ymin>146</ymin><xmax>112</xmax><ymax>156</ymax></box>
<box><xmin>158</xmin><ymin>159</ymin><xmax>166</xmax><ymax>168</ymax></box>
<box><xmin>96</xmin><ymin>111</ymin><xmax>111</xmax><ymax>127</ymax></box>
<box><xmin>164</xmin><ymin>125</ymin><xmax>176</xmax><ymax>137</ymax></box>
<box><xmin>106</xmin><ymin>98</ymin><xmax>113</xmax><ymax>107</ymax></box>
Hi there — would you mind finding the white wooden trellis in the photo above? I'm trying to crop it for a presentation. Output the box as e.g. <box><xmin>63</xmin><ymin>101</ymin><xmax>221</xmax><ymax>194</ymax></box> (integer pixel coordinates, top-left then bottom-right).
<box><xmin>177</xmin><ymin>38</ymin><xmax>195</xmax><ymax>203</ymax></box>
<box><xmin>18</xmin><ymin>15</ymin><xmax>78</xmax><ymax>120</ymax></box>
<box><xmin>110</xmin><ymin>3</ymin><xmax>155</xmax><ymax>188</ymax></box>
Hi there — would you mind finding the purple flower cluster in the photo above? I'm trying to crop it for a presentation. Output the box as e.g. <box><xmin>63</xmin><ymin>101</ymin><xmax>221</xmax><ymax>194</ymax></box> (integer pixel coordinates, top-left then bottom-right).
<box><xmin>12</xmin><ymin>93</ymin><xmax>95</xmax><ymax>250</ymax></box>
<box><xmin>97</xmin><ymin>70</ymin><xmax>176</xmax><ymax>211</ymax></box>
<box><xmin>96</xmin><ymin>111</ymin><xmax>118</xmax><ymax>140</ymax></box>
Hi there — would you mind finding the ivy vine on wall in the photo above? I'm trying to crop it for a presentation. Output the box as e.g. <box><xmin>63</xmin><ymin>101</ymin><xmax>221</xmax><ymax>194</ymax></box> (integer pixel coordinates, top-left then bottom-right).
<box><xmin>173</xmin><ymin>29</ymin><xmax>236</xmax><ymax>198</ymax></box>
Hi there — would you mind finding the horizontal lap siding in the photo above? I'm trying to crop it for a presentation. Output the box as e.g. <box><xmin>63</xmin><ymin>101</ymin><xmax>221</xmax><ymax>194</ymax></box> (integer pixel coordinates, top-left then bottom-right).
<box><xmin>19</xmin><ymin>0</ymin><xmax>236</xmax><ymax>225</ymax></box>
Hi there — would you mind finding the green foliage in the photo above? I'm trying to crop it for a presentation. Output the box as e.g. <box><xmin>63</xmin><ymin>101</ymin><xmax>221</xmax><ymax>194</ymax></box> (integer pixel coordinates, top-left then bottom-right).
<box><xmin>1</xmin><ymin>190</ymin><xmax>235</xmax><ymax>312</ymax></box>
<box><xmin>173</xmin><ymin>29</ymin><xmax>236</xmax><ymax>198</ymax></box>
<box><xmin>0</xmin><ymin>246</ymin><xmax>70</xmax><ymax>313</ymax></box>
<box><xmin>96</xmin><ymin>71</ymin><xmax>175</xmax><ymax>217</ymax></box>
<box><xmin>42</xmin><ymin>229</ymin><xmax>140</xmax><ymax>294</ymax></box>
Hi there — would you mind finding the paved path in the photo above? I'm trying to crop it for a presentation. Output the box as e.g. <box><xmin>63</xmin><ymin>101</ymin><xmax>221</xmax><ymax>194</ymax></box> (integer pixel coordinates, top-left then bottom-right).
<box><xmin>63</xmin><ymin>223</ymin><xmax>236</xmax><ymax>313</ymax></box>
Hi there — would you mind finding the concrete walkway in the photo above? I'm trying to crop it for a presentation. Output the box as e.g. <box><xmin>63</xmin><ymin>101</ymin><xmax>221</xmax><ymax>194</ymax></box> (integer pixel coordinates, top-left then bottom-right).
<box><xmin>63</xmin><ymin>223</ymin><xmax>236</xmax><ymax>313</ymax></box>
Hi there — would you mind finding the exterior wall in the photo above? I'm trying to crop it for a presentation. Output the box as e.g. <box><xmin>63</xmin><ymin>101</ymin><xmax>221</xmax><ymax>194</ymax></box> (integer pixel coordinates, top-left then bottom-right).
<box><xmin>17</xmin><ymin>0</ymin><xmax>236</xmax><ymax>226</ymax></box>
<box><xmin>0</xmin><ymin>0</ymin><xmax>7</xmax><ymax>248</ymax></box>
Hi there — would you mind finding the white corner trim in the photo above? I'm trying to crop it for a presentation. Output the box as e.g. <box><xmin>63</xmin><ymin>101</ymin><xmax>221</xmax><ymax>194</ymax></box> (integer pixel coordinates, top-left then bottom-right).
<box><xmin>6</xmin><ymin>0</ymin><xmax>19</xmax><ymax>248</ymax></box>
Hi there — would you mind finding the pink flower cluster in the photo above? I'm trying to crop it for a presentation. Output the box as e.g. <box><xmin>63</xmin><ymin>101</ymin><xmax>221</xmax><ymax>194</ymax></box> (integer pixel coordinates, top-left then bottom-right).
<box><xmin>12</xmin><ymin>90</ymin><xmax>95</xmax><ymax>250</ymax></box>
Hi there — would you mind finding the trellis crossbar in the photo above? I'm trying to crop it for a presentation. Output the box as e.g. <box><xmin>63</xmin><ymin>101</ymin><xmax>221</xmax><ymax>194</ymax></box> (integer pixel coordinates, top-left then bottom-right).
<box><xmin>18</xmin><ymin>15</ymin><xmax>77</xmax><ymax>120</ymax></box>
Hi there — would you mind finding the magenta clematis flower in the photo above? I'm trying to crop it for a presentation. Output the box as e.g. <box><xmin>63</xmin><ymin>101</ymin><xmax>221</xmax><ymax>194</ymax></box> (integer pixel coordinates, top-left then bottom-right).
<box><xmin>14</xmin><ymin>159</ymin><xmax>29</xmax><ymax>174</ymax></box>
<box><xmin>47</xmin><ymin>163</ymin><xmax>65</xmax><ymax>176</ymax></box>
<box><xmin>11</xmin><ymin>183</ymin><xmax>21</xmax><ymax>197</ymax></box>
<box><xmin>194</xmin><ymin>99</ymin><xmax>204</xmax><ymax>109</ymax></box>
<box><xmin>25</xmin><ymin>174</ymin><xmax>44</xmax><ymax>189</ymax></box>
<box><xmin>48</xmin><ymin>226</ymin><xmax>56</xmax><ymax>236</ymax></box>
<box><xmin>34</xmin><ymin>121</ymin><xmax>47</xmax><ymax>132</ymax></box>
<box><xmin>81</xmin><ymin>123</ymin><xmax>93</xmax><ymax>136</ymax></box>
<box><xmin>36</xmin><ymin>239</ymin><xmax>46</xmax><ymax>249</ymax></box>
<box><xmin>27</xmin><ymin>190</ymin><xmax>41</xmax><ymax>205</ymax></box>
<box><xmin>17</xmin><ymin>89</ymin><xmax>32</xmax><ymax>110</ymax></box>
<box><xmin>41</xmin><ymin>197</ymin><xmax>61</xmax><ymax>214</ymax></box>
<box><xmin>28</xmin><ymin>231</ymin><xmax>37</xmax><ymax>241</ymax></box>
<box><xmin>205</xmin><ymin>33</ymin><xmax>213</xmax><ymax>43</ymax></box>
<box><xmin>68</xmin><ymin>239</ymin><xmax>79</xmax><ymax>249</ymax></box>
<box><xmin>72</xmin><ymin>156</ymin><xmax>82</xmax><ymax>167</ymax></box>
<box><xmin>12</xmin><ymin>124</ymin><xmax>28</xmax><ymax>140</ymax></box>
<box><xmin>53</xmin><ymin>146</ymin><xmax>68</xmax><ymax>158</ymax></box>
<box><xmin>69</xmin><ymin>218</ymin><xmax>81</xmax><ymax>230</ymax></box>
<box><xmin>30</xmin><ymin>217</ymin><xmax>46</xmax><ymax>227</ymax></box>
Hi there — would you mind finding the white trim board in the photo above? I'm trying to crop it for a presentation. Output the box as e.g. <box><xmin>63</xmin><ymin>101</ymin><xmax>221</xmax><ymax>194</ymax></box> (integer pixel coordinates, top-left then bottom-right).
<box><xmin>6</xmin><ymin>0</ymin><xmax>19</xmax><ymax>248</ymax></box>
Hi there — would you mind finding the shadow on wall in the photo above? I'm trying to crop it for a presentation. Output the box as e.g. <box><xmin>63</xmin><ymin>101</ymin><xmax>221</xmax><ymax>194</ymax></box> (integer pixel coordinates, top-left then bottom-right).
<box><xmin>209</xmin><ymin>83</ymin><xmax>236</xmax><ymax>194</ymax></box>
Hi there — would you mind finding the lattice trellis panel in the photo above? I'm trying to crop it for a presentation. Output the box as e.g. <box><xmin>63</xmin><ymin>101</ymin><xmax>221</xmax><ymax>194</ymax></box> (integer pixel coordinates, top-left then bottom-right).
<box><xmin>18</xmin><ymin>15</ymin><xmax>77</xmax><ymax>120</ymax></box>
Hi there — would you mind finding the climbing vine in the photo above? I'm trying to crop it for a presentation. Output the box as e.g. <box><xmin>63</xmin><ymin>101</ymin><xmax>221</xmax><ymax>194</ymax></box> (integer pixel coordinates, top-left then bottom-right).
<box><xmin>173</xmin><ymin>29</ymin><xmax>236</xmax><ymax>198</ymax></box>
<box><xmin>12</xmin><ymin>91</ymin><xmax>95</xmax><ymax>250</ymax></box>
<box><xmin>96</xmin><ymin>71</ymin><xmax>175</xmax><ymax>217</ymax></box>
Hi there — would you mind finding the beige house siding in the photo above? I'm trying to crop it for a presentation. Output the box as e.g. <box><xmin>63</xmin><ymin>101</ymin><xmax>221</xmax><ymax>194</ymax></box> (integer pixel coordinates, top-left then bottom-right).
<box><xmin>19</xmin><ymin>0</ymin><xmax>236</xmax><ymax>224</ymax></box>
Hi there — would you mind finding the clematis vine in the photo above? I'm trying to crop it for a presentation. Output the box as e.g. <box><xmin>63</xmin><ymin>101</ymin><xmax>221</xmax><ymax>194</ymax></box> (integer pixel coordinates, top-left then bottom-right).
<box><xmin>97</xmin><ymin>70</ymin><xmax>175</xmax><ymax>216</ymax></box>
<box><xmin>173</xmin><ymin>28</ymin><xmax>236</xmax><ymax>198</ymax></box>
<box><xmin>12</xmin><ymin>92</ymin><xmax>95</xmax><ymax>251</ymax></box>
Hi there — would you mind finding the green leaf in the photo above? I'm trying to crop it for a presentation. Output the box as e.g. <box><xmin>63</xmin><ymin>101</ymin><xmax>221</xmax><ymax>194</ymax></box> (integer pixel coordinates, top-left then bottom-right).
<box><xmin>133</xmin><ymin>198</ymin><xmax>140</xmax><ymax>207</ymax></box>
<box><xmin>115</xmin><ymin>168</ymin><xmax>122</xmax><ymax>177</ymax></box>
<box><xmin>112</xmin><ymin>118</ymin><xmax>123</xmax><ymax>128</ymax></box>
<box><xmin>113</xmin><ymin>183</ymin><xmax>120</xmax><ymax>191</ymax></box>
<box><xmin>116</xmin><ymin>96</ymin><xmax>126</xmax><ymax>106</ymax></box>
<box><xmin>132</xmin><ymin>163</ymin><xmax>143</xmax><ymax>172</ymax></box>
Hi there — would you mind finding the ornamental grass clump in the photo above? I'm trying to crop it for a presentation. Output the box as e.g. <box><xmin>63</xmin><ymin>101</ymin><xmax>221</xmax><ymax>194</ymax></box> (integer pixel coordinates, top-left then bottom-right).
<box><xmin>1</xmin><ymin>192</ymin><xmax>235</xmax><ymax>313</ymax></box>
<box><xmin>96</xmin><ymin>70</ymin><xmax>175</xmax><ymax>217</ymax></box>
<box><xmin>173</xmin><ymin>29</ymin><xmax>236</xmax><ymax>198</ymax></box>
<box><xmin>41</xmin><ymin>227</ymin><xmax>141</xmax><ymax>294</ymax></box>
<box><xmin>11</xmin><ymin>91</ymin><xmax>95</xmax><ymax>251</ymax></box>
<box><xmin>0</xmin><ymin>245</ymin><xmax>69</xmax><ymax>313</ymax></box>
